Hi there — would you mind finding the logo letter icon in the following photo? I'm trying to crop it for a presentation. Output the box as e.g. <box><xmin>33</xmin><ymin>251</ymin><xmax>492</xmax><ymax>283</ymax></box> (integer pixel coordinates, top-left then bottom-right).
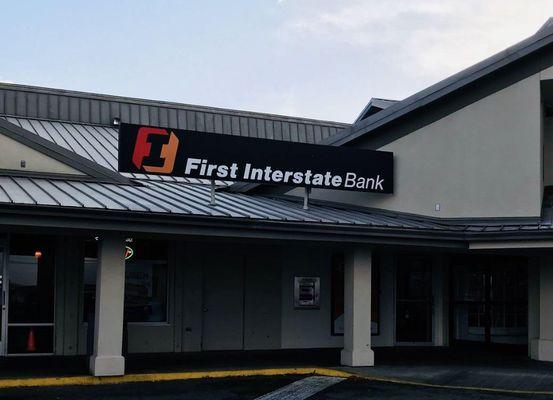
<box><xmin>132</xmin><ymin>127</ymin><xmax>179</xmax><ymax>174</ymax></box>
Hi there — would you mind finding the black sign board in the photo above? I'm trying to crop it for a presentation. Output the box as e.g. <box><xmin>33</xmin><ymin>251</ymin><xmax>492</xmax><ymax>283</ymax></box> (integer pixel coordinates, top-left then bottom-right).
<box><xmin>118</xmin><ymin>123</ymin><xmax>393</xmax><ymax>193</ymax></box>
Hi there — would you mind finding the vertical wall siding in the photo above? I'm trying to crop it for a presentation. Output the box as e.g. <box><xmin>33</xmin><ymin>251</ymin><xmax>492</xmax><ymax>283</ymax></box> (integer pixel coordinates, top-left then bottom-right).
<box><xmin>0</xmin><ymin>88</ymin><xmax>350</xmax><ymax>143</ymax></box>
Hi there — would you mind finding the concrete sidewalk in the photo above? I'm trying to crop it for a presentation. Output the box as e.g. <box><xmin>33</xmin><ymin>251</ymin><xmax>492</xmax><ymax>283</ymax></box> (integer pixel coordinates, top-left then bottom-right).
<box><xmin>340</xmin><ymin>346</ymin><xmax>553</xmax><ymax>393</ymax></box>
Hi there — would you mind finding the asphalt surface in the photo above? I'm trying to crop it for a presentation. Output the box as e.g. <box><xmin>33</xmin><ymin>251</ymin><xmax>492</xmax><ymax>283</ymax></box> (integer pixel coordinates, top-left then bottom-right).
<box><xmin>312</xmin><ymin>379</ymin><xmax>542</xmax><ymax>399</ymax></box>
<box><xmin>0</xmin><ymin>376</ymin><xmax>547</xmax><ymax>400</ymax></box>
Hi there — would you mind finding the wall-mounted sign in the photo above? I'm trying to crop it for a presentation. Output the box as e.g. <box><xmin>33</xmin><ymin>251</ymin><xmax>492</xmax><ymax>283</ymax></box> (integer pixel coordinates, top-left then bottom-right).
<box><xmin>118</xmin><ymin>123</ymin><xmax>394</xmax><ymax>193</ymax></box>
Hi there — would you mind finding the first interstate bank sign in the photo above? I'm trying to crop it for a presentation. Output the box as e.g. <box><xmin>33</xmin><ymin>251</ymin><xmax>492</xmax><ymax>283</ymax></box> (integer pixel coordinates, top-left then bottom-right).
<box><xmin>118</xmin><ymin>123</ymin><xmax>394</xmax><ymax>193</ymax></box>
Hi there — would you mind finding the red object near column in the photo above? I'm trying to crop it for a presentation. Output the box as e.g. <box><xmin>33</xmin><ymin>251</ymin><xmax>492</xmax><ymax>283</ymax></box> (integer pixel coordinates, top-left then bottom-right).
<box><xmin>26</xmin><ymin>329</ymin><xmax>36</xmax><ymax>352</ymax></box>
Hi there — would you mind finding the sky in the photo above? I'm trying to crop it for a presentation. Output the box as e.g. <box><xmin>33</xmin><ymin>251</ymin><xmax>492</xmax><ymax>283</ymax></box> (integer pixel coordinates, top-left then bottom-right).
<box><xmin>1</xmin><ymin>1</ymin><xmax>552</xmax><ymax>123</ymax></box>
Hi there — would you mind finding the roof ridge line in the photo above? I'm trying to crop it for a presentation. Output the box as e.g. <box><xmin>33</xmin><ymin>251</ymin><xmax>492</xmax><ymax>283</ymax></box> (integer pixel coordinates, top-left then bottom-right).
<box><xmin>2</xmin><ymin>114</ymin><xmax>114</xmax><ymax>129</ymax></box>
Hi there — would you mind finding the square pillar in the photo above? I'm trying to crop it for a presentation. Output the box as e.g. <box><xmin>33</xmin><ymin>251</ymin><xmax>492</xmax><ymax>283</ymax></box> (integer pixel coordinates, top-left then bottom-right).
<box><xmin>530</xmin><ymin>255</ymin><xmax>553</xmax><ymax>362</ymax></box>
<box><xmin>89</xmin><ymin>234</ymin><xmax>126</xmax><ymax>376</ymax></box>
<box><xmin>341</xmin><ymin>247</ymin><xmax>374</xmax><ymax>367</ymax></box>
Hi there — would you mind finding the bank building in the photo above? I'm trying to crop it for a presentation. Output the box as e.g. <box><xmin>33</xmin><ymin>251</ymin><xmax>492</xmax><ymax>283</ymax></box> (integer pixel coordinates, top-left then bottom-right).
<box><xmin>1</xmin><ymin>19</ymin><xmax>553</xmax><ymax>377</ymax></box>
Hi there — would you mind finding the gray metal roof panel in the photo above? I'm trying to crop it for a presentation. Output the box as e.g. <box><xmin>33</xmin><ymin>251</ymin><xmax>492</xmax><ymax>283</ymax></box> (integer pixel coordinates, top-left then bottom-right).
<box><xmin>144</xmin><ymin>181</ymin><xmax>228</xmax><ymax>217</ymax></box>
<box><xmin>0</xmin><ymin>176</ymin><xmax>461</xmax><ymax>231</ymax></box>
<box><xmin>12</xmin><ymin>177</ymin><xmax>59</xmax><ymax>206</ymax></box>
<box><xmin>1</xmin><ymin>175</ymin><xmax>553</xmax><ymax>240</ymax></box>
<box><xmin>0</xmin><ymin>177</ymin><xmax>36</xmax><ymax>204</ymax></box>
<box><xmin>0</xmin><ymin>83</ymin><xmax>349</xmax><ymax>144</ymax></box>
<box><xmin>2</xmin><ymin>116</ymin><xmax>231</xmax><ymax>186</ymax></box>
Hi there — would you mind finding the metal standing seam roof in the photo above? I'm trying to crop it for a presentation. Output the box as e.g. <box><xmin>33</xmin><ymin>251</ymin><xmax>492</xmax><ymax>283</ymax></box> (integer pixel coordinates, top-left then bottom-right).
<box><xmin>0</xmin><ymin>175</ymin><xmax>550</xmax><ymax>234</ymax></box>
<box><xmin>0</xmin><ymin>176</ymin><xmax>455</xmax><ymax>230</ymax></box>
<box><xmin>1</xmin><ymin>116</ymin><xmax>228</xmax><ymax>186</ymax></box>
<box><xmin>0</xmin><ymin>82</ymin><xmax>350</xmax><ymax>144</ymax></box>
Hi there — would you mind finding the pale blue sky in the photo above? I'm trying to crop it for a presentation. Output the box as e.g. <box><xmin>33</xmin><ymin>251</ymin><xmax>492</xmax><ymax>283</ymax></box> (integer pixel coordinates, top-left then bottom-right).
<box><xmin>1</xmin><ymin>1</ymin><xmax>551</xmax><ymax>122</ymax></box>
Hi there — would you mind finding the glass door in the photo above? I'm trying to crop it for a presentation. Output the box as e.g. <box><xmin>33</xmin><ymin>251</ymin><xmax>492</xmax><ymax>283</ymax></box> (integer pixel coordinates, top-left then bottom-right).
<box><xmin>395</xmin><ymin>256</ymin><xmax>433</xmax><ymax>343</ymax></box>
<box><xmin>451</xmin><ymin>256</ymin><xmax>527</xmax><ymax>345</ymax></box>
<box><xmin>7</xmin><ymin>236</ymin><xmax>55</xmax><ymax>355</ymax></box>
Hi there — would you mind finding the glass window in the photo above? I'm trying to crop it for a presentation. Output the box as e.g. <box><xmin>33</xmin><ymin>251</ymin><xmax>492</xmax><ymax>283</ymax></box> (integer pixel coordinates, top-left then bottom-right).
<box><xmin>8</xmin><ymin>235</ymin><xmax>55</xmax><ymax>354</ymax></box>
<box><xmin>83</xmin><ymin>239</ymin><xmax>98</xmax><ymax>323</ymax></box>
<box><xmin>124</xmin><ymin>239</ymin><xmax>168</xmax><ymax>322</ymax></box>
<box><xmin>82</xmin><ymin>238</ymin><xmax>169</xmax><ymax>323</ymax></box>
<box><xmin>331</xmin><ymin>253</ymin><xmax>380</xmax><ymax>336</ymax></box>
<box><xmin>451</xmin><ymin>256</ymin><xmax>528</xmax><ymax>344</ymax></box>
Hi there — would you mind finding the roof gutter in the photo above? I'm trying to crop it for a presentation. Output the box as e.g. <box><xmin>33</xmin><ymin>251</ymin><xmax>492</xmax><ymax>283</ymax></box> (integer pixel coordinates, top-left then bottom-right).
<box><xmin>1</xmin><ymin>204</ymin><xmax>553</xmax><ymax>249</ymax></box>
<box><xmin>0</xmin><ymin>205</ymin><xmax>466</xmax><ymax>248</ymax></box>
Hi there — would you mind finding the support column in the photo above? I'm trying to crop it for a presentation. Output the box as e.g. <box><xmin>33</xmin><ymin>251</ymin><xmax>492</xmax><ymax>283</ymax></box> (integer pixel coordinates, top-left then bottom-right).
<box><xmin>341</xmin><ymin>247</ymin><xmax>374</xmax><ymax>367</ymax></box>
<box><xmin>530</xmin><ymin>254</ymin><xmax>553</xmax><ymax>362</ymax></box>
<box><xmin>432</xmin><ymin>255</ymin><xmax>449</xmax><ymax>347</ymax></box>
<box><xmin>89</xmin><ymin>234</ymin><xmax>126</xmax><ymax>376</ymax></box>
<box><xmin>528</xmin><ymin>257</ymin><xmax>540</xmax><ymax>358</ymax></box>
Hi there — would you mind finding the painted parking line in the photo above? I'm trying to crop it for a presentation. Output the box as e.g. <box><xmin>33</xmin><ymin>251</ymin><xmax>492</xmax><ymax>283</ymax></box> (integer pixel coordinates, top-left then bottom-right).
<box><xmin>255</xmin><ymin>375</ymin><xmax>345</xmax><ymax>400</ymax></box>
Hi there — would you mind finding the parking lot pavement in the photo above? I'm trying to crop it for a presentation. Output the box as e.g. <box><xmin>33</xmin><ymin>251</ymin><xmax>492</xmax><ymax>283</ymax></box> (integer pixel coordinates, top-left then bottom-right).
<box><xmin>0</xmin><ymin>376</ymin><xmax>545</xmax><ymax>400</ymax></box>
<box><xmin>312</xmin><ymin>379</ymin><xmax>540</xmax><ymax>400</ymax></box>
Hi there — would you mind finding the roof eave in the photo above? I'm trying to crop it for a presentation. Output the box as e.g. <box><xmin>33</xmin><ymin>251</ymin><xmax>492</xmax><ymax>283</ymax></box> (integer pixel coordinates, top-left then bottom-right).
<box><xmin>0</xmin><ymin>203</ymin><xmax>552</xmax><ymax>246</ymax></box>
<box><xmin>0</xmin><ymin>204</ymin><xmax>466</xmax><ymax>248</ymax></box>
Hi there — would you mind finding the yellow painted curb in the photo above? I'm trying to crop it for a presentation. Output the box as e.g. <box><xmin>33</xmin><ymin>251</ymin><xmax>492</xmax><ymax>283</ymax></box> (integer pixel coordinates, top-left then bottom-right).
<box><xmin>0</xmin><ymin>367</ymin><xmax>351</xmax><ymax>389</ymax></box>
<box><xmin>1</xmin><ymin>366</ymin><xmax>553</xmax><ymax>397</ymax></box>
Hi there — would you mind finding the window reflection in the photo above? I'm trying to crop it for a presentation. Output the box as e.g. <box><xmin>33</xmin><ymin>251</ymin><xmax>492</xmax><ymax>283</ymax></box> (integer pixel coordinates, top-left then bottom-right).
<box><xmin>83</xmin><ymin>238</ymin><xmax>168</xmax><ymax>323</ymax></box>
<box><xmin>8</xmin><ymin>235</ymin><xmax>55</xmax><ymax>354</ymax></box>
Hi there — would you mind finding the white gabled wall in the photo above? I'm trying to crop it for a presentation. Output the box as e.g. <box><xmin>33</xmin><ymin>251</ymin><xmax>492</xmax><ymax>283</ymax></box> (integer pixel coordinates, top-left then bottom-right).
<box><xmin>0</xmin><ymin>133</ymin><xmax>84</xmax><ymax>175</ymax></box>
<box><xmin>301</xmin><ymin>73</ymin><xmax>544</xmax><ymax>219</ymax></box>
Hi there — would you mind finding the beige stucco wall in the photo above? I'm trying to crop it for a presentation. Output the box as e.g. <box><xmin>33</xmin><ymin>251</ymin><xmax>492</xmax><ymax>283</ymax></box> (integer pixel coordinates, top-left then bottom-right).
<box><xmin>302</xmin><ymin>73</ymin><xmax>544</xmax><ymax>218</ymax></box>
<box><xmin>0</xmin><ymin>133</ymin><xmax>84</xmax><ymax>175</ymax></box>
